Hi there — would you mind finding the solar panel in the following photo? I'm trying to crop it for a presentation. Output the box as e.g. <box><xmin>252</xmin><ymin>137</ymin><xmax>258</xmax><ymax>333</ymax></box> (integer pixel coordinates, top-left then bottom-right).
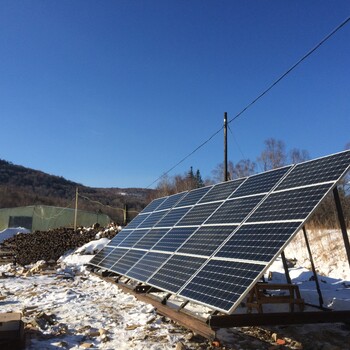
<box><xmin>174</xmin><ymin>186</ymin><xmax>212</xmax><ymax>207</ymax></box>
<box><xmin>90</xmin><ymin>150</ymin><xmax>350</xmax><ymax>315</ymax></box>
<box><xmin>133</xmin><ymin>228</ymin><xmax>170</xmax><ymax>250</ymax></box>
<box><xmin>98</xmin><ymin>247</ymin><xmax>128</xmax><ymax>270</ymax></box>
<box><xmin>177</xmin><ymin>225</ymin><xmax>238</xmax><ymax>257</ymax></box>
<box><xmin>147</xmin><ymin>255</ymin><xmax>206</xmax><ymax>294</ymax></box>
<box><xmin>110</xmin><ymin>249</ymin><xmax>146</xmax><ymax>275</ymax></box>
<box><xmin>176</xmin><ymin>202</ymin><xmax>222</xmax><ymax>226</ymax></box>
<box><xmin>215</xmin><ymin>222</ymin><xmax>301</xmax><ymax>262</ymax></box>
<box><xmin>229</xmin><ymin>166</ymin><xmax>291</xmax><ymax>198</ymax></box>
<box><xmin>205</xmin><ymin>195</ymin><xmax>264</xmax><ymax>224</ymax></box>
<box><xmin>125</xmin><ymin>252</ymin><xmax>171</xmax><ymax>282</ymax></box>
<box><xmin>141</xmin><ymin>197</ymin><xmax>167</xmax><ymax>214</ymax></box>
<box><xmin>179</xmin><ymin>260</ymin><xmax>264</xmax><ymax>312</ymax></box>
<box><xmin>154</xmin><ymin>207</ymin><xmax>191</xmax><ymax>227</ymax></box>
<box><xmin>198</xmin><ymin>178</ymin><xmax>246</xmax><ymax>203</ymax></box>
<box><xmin>152</xmin><ymin>227</ymin><xmax>198</xmax><ymax>252</ymax></box>
<box><xmin>156</xmin><ymin>192</ymin><xmax>187</xmax><ymax>211</ymax></box>
<box><xmin>247</xmin><ymin>184</ymin><xmax>330</xmax><ymax>222</ymax></box>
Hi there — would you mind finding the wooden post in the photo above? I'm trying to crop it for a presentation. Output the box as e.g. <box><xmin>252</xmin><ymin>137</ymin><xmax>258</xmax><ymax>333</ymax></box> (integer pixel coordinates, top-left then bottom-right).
<box><xmin>224</xmin><ymin>112</ymin><xmax>228</xmax><ymax>182</ymax></box>
<box><xmin>333</xmin><ymin>187</ymin><xmax>350</xmax><ymax>268</ymax></box>
<box><xmin>74</xmin><ymin>187</ymin><xmax>78</xmax><ymax>231</ymax></box>
<box><xmin>303</xmin><ymin>226</ymin><xmax>324</xmax><ymax>308</ymax></box>
<box><xmin>281</xmin><ymin>251</ymin><xmax>292</xmax><ymax>284</ymax></box>
<box><xmin>123</xmin><ymin>204</ymin><xmax>128</xmax><ymax>226</ymax></box>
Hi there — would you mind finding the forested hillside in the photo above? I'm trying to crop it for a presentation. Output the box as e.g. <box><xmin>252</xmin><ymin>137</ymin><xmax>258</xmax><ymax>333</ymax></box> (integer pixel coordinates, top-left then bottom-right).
<box><xmin>0</xmin><ymin>159</ymin><xmax>155</xmax><ymax>223</ymax></box>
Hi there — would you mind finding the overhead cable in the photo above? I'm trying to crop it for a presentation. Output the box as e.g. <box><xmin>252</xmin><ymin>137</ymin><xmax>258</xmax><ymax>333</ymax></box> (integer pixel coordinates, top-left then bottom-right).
<box><xmin>147</xmin><ymin>16</ymin><xmax>350</xmax><ymax>189</ymax></box>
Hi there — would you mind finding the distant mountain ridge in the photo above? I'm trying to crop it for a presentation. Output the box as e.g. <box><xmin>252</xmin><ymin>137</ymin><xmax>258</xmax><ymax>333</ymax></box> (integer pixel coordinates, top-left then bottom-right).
<box><xmin>0</xmin><ymin>159</ymin><xmax>155</xmax><ymax>223</ymax></box>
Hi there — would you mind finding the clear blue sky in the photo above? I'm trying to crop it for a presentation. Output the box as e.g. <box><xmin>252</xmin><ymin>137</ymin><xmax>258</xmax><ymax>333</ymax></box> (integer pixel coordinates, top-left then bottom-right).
<box><xmin>1</xmin><ymin>1</ymin><xmax>349</xmax><ymax>188</ymax></box>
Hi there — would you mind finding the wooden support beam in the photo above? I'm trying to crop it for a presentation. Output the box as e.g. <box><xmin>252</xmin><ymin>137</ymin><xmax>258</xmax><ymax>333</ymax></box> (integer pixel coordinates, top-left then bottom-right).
<box><xmin>134</xmin><ymin>285</ymin><xmax>164</xmax><ymax>294</ymax></box>
<box><xmin>99</xmin><ymin>275</ymin><xmax>216</xmax><ymax>340</ymax></box>
<box><xmin>208</xmin><ymin>310</ymin><xmax>350</xmax><ymax>328</ymax></box>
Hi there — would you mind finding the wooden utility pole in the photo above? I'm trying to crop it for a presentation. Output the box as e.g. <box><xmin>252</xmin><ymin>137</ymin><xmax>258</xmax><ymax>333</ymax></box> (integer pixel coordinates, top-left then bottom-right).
<box><xmin>224</xmin><ymin>112</ymin><xmax>228</xmax><ymax>181</ymax></box>
<box><xmin>74</xmin><ymin>187</ymin><xmax>78</xmax><ymax>231</ymax></box>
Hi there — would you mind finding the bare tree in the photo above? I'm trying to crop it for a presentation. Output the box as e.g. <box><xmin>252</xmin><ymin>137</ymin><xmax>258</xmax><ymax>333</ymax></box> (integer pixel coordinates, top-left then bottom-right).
<box><xmin>258</xmin><ymin>138</ymin><xmax>287</xmax><ymax>171</ymax></box>
<box><xmin>231</xmin><ymin>159</ymin><xmax>257</xmax><ymax>179</ymax></box>
<box><xmin>289</xmin><ymin>148</ymin><xmax>310</xmax><ymax>164</ymax></box>
<box><xmin>211</xmin><ymin>161</ymin><xmax>235</xmax><ymax>183</ymax></box>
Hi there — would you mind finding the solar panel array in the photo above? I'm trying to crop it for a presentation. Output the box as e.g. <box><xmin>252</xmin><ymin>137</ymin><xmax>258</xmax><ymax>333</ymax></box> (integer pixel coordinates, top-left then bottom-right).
<box><xmin>89</xmin><ymin>150</ymin><xmax>350</xmax><ymax>314</ymax></box>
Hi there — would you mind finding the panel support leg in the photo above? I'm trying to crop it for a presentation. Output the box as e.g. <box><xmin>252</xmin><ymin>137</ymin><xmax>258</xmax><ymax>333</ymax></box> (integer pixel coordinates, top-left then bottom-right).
<box><xmin>333</xmin><ymin>187</ymin><xmax>350</xmax><ymax>269</ymax></box>
<box><xmin>281</xmin><ymin>251</ymin><xmax>292</xmax><ymax>284</ymax></box>
<box><xmin>303</xmin><ymin>226</ymin><xmax>323</xmax><ymax>308</ymax></box>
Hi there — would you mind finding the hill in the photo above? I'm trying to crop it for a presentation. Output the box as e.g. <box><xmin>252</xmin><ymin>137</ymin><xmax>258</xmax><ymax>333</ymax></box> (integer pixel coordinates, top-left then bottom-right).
<box><xmin>0</xmin><ymin>159</ymin><xmax>155</xmax><ymax>223</ymax></box>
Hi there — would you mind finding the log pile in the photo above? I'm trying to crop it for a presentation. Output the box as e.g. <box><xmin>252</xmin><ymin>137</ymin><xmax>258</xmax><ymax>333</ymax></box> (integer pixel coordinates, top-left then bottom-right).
<box><xmin>0</xmin><ymin>225</ymin><xmax>119</xmax><ymax>266</ymax></box>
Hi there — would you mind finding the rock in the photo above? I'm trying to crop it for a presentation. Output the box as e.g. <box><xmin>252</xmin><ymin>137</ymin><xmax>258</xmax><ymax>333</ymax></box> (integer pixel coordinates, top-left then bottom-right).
<box><xmin>80</xmin><ymin>343</ymin><xmax>94</xmax><ymax>349</ymax></box>
<box><xmin>271</xmin><ymin>333</ymin><xmax>278</xmax><ymax>342</ymax></box>
<box><xmin>175</xmin><ymin>342</ymin><xmax>186</xmax><ymax>350</ymax></box>
<box><xmin>98</xmin><ymin>328</ymin><xmax>108</xmax><ymax>336</ymax></box>
<box><xmin>125</xmin><ymin>324</ymin><xmax>139</xmax><ymax>330</ymax></box>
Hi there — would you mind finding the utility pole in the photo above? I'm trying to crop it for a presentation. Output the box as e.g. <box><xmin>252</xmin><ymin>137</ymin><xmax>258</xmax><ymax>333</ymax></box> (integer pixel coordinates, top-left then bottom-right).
<box><xmin>224</xmin><ymin>112</ymin><xmax>228</xmax><ymax>181</ymax></box>
<box><xmin>74</xmin><ymin>187</ymin><xmax>78</xmax><ymax>231</ymax></box>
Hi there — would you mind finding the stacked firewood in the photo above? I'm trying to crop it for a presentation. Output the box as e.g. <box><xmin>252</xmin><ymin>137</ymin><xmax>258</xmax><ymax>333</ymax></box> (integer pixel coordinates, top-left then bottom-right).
<box><xmin>1</xmin><ymin>225</ymin><xmax>119</xmax><ymax>266</ymax></box>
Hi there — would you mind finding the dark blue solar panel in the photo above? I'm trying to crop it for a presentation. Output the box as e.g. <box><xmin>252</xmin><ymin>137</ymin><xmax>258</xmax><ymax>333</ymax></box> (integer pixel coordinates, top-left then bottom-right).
<box><xmin>179</xmin><ymin>260</ymin><xmax>263</xmax><ymax>312</ymax></box>
<box><xmin>276</xmin><ymin>150</ymin><xmax>350</xmax><ymax>190</ymax></box>
<box><xmin>215</xmin><ymin>222</ymin><xmax>301</xmax><ymax>262</ymax></box>
<box><xmin>137</xmin><ymin>210</ymin><xmax>169</xmax><ymax>228</ymax></box>
<box><xmin>155</xmin><ymin>207</ymin><xmax>191</xmax><ymax>227</ymax></box>
<box><xmin>229</xmin><ymin>166</ymin><xmax>291</xmax><ymax>199</ymax></box>
<box><xmin>176</xmin><ymin>202</ymin><xmax>222</xmax><ymax>226</ymax></box>
<box><xmin>108</xmin><ymin>229</ymin><xmax>134</xmax><ymax>247</ymax></box>
<box><xmin>174</xmin><ymin>186</ymin><xmax>212</xmax><ymax>207</ymax></box>
<box><xmin>110</xmin><ymin>250</ymin><xmax>146</xmax><ymax>275</ymax></box>
<box><xmin>156</xmin><ymin>192</ymin><xmax>187</xmax><ymax>211</ymax></box>
<box><xmin>147</xmin><ymin>255</ymin><xmax>206</xmax><ymax>294</ymax></box>
<box><xmin>152</xmin><ymin>227</ymin><xmax>198</xmax><ymax>252</ymax></box>
<box><xmin>125</xmin><ymin>252</ymin><xmax>171</xmax><ymax>282</ymax></box>
<box><xmin>125</xmin><ymin>213</ymin><xmax>150</xmax><ymax>229</ymax></box>
<box><xmin>177</xmin><ymin>225</ymin><xmax>238</xmax><ymax>257</ymax></box>
<box><xmin>119</xmin><ymin>229</ymin><xmax>150</xmax><ymax>248</ymax></box>
<box><xmin>247</xmin><ymin>184</ymin><xmax>331</xmax><ymax>222</ymax></box>
<box><xmin>199</xmin><ymin>178</ymin><xmax>246</xmax><ymax>203</ymax></box>
<box><xmin>133</xmin><ymin>228</ymin><xmax>169</xmax><ymax>250</ymax></box>
<box><xmin>141</xmin><ymin>197</ymin><xmax>167</xmax><ymax>214</ymax></box>
<box><xmin>206</xmin><ymin>195</ymin><xmax>264</xmax><ymax>224</ymax></box>
<box><xmin>98</xmin><ymin>248</ymin><xmax>128</xmax><ymax>270</ymax></box>
<box><xmin>89</xmin><ymin>246</ymin><xmax>114</xmax><ymax>266</ymax></box>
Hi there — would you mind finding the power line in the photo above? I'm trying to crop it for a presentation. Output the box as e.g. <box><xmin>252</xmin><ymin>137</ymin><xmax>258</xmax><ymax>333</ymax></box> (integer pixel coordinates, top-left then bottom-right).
<box><xmin>147</xmin><ymin>16</ymin><xmax>350</xmax><ymax>189</ymax></box>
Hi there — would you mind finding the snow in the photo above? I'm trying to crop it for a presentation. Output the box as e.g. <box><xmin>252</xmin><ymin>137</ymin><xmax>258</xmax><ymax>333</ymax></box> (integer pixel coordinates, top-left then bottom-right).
<box><xmin>0</xmin><ymin>229</ymin><xmax>349</xmax><ymax>349</ymax></box>
<box><xmin>0</xmin><ymin>226</ymin><xmax>30</xmax><ymax>243</ymax></box>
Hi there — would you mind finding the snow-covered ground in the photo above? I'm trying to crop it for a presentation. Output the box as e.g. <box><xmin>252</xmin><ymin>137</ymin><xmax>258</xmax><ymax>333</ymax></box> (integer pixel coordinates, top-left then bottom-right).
<box><xmin>0</xmin><ymin>229</ymin><xmax>349</xmax><ymax>349</ymax></box>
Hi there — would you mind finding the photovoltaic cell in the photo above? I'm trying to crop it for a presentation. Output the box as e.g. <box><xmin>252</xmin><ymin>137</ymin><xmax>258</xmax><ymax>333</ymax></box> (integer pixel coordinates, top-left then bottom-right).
<box><xmin>147</xmin><ymin>255</ymin><xmax>206</xmax><ymax>294</ymax></box>
<box><xmin>108</xmin><ymin>229</ymin><xmax>134</xmax><ymax>247</ymax></box>
<box><xmin>176</xmin><ymin>202</ymin><xmax>222</xmax><ymax>226</ymax></box>
<box><xmin>174</xmin><ymin>186</ymin><xmax>212</xmax><ymax>207</ymax></box>
<box><xmin>247</xmin><ymin>184</ymin><xmax>331</xmax><ymax>222</ymax></box>
<box><xmin>206</xmin><ymin>195</ymin><xmax>264</xmax><ymax>224</ymax></box>
<box><xmin>155</xmin><ymin>207</ymin><xmax>191</xmax><ymax>227</ymax></box>
<box><xmin>98</xmin><ymin>247</ymin><xmax>128</xmax><ymax>270</ymax></box>
<box><xmin>141</xmin><ymin>197</ymin><xmax>167</xmax><ymax>214</ymax></box>
<box><xmin>89</xmin><ymin>246</ymin><xmax>114</xmax><ymax>266</ymax></box>
<box><xmin>177</xmin><ymin>225</ymin><xmax>238</xmax><ymax>257</ymax></box>
<box><xmin>156</xmin><ymin>192</ymin><xmax>187</xmax><ymax>211</ymax></box>
<box><xmin>230</xmin><ymin>166</ymin><xmax>291</xmax><ymax>198</ymax></box>
<box><xmin>152</xmin><ymin>227</ymin><xmax>198</xmax><ymax>252</ymax></box>
<box><xmin>277</xmin><ymin>150</ymin><xmax>350</xmax><ymax>190</ymax></box>
<box><xmin>110</xmin><ymin>250</ymin><xmax>146</xmax><ymax>275</ymax></box>
<box><xmin>133</xmin><ymin>228</ymin><xmax>170</xmax><ymax>250</ymax></box>
<box><xmin>125</xmin><ymin>213</ymin><xmax>150</xmax><ymax>229</ymax></box>
<box><xmin>119</xmin><ymin>229</ymin><xmax>150</xmax><ymax>248</ymax></box>
<box><xmin>179</xmin><ymin>260</ymin><xmax>263</xmax><ymax>312</ymax></box>
<box><xmin>215</xmin><ymin>222</ymin><xmax>301</xmax><ymax>262</ymax></box>
<box><xmin>198</xmin><ymin>178</ymin><xmax>246</xmax><ymax>204</ymax></box>
<box><xmin>137</xmin><ymin>210</ymin><xmax>169</xmax><ymax>228</ymax></box>
<box><xmin>125</xmin><ymin>252</ymin><xmax>170</xmax><ymax>282</ymax></box>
